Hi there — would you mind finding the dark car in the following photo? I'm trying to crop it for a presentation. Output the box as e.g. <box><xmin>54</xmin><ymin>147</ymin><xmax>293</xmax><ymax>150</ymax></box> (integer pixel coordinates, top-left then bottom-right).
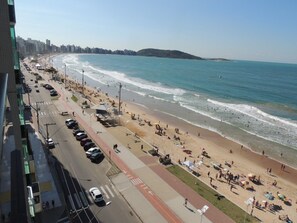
<box><xmin>76</xmin><ymin>133</ymin><xmax>87</xmax><ymax>141</ymax></box>
<box><xmin>66</xmin><ymin>120</ymin><xmax>78</xmax><ymax>129</ymax></box>
<box><xmin>80</xmin><ymin>138</ymin><xmax>92</xmax><ymax>146</ymax></box>
<box><xmin>90</xmin><ymin>150</ymin><xmax>104</xmax><ymax>162</ymax></box>
<box><xmin>50</xmin><ymin>91</ymin><xmax>58</xmax><ymax>97</ymax></box>
<box><xmin>43</xmin><ymin>84</ymin><xmax>54</xmax><ymax>90</ymax></box>
<box><xmin>83</xmin><ymin>142</ymin><xmax>96</xmax><ymax>151</ymax></box>
<box><xmin>36</xmin><ymin>89</ymin><xmax>40</xmax><ymax>93</ymax></box>
<box><xmin>24</xmin><ymin>104</ymin><xmax>31</xmax><ymax>110</ymax></box>
<box><xmin>73</xmin><ymin>129</ymin><xmax>84</xmax><ymax>136</ymax></box>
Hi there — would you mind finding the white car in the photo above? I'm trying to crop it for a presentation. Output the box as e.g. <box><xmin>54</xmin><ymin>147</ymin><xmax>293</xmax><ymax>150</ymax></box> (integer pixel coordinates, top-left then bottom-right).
<box><xmin>86</xmin><ymin>147</ymin><xmax>101</xmax><ymax>158</ymax></box>
<box><xmin>89</xmin><ymin>187</ymin><xmax>103</xmax><ymax>202</ymax></box>
<box><xmin>47</xmin><ymin>138</ymin><xmax>55</xmax><ymax>148</ymax></box>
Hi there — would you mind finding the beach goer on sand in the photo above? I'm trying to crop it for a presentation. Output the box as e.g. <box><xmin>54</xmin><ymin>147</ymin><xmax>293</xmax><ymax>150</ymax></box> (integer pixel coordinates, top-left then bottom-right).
<box><xmin>207</xmin><ymin>171</ymin><xmax>210</xmax><ymax>177</ymax></box>
<box><xmin>272</xmin><ymin>180</ymin><xmax>277</xmax><ymax>186</ymax></box>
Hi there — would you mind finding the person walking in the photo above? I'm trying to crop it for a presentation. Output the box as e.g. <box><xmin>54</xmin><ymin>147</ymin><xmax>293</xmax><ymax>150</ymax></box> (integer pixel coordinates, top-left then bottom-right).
<box><xmin>184</xmin><ymin>198</ymin><xmax>188</xmax><ymax>207</ymax></box>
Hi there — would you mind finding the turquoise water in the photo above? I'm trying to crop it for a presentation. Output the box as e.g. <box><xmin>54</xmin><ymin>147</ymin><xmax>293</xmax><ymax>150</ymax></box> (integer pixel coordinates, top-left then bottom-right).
<box><xmin>54</xmin><ymin>54</ymin><xmax>297</xmax><ymax>166</ymax></box>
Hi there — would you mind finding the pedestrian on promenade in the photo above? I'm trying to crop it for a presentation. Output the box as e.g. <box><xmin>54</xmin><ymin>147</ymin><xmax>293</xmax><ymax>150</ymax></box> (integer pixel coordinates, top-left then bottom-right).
<box><xmin>52</xmin><ymin>199</ymin><xmax>55</xmax><ymax>207</ymax></box>
<box><xmin>184</xmin><ymin>198</ymin><xmax>188</xmax><ymax>207</ymax></box>
<box><xmin>72</xmin><ymin>111</ymin><xmax>75</xmax><ymax>117</ymax></box>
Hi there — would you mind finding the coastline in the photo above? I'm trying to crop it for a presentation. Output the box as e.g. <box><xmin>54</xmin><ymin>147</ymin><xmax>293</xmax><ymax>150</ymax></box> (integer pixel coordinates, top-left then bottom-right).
<box><xmin>41</xmin><ymin>54</ymin><xmax>297</xmax><ymax>222</ymax></box>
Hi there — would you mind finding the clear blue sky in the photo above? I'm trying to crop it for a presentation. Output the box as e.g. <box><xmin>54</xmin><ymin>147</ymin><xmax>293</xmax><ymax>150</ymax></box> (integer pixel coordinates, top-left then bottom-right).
<box><xmin>15</xmin><ymin>0</ymin><xmax>297</xmax><ymax>63</ymax></box>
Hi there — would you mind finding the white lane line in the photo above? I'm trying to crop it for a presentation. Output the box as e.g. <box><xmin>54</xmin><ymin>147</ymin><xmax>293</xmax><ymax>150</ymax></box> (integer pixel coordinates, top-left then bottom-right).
<box><xmin>100</xmin><ymin>186</ymin><xmax>109</xmax><ymax>199</ymax></box>
<box><xmin>111</xmin><ymin>184</ymin><xmax>119</xmax><ymax>196</ymax></box>
<box><xmin>105</xmin><ymin>185</ymin><xmax>114</xmax><ymax>198</ymax></box>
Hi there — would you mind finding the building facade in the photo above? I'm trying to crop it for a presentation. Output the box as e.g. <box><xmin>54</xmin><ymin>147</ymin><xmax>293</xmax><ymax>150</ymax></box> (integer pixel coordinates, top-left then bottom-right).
<box><xmin>0</xmin><ymin>0</ymin><xmax>37</xmax><ymax>222</ymax></box>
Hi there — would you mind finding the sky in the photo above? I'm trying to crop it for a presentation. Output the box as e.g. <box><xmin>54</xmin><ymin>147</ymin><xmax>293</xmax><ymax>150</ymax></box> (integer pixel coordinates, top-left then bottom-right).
<box><xmin>15</xmin><ymin>0</ymin><xmax>297</xmax><ymax>64</ymax></box>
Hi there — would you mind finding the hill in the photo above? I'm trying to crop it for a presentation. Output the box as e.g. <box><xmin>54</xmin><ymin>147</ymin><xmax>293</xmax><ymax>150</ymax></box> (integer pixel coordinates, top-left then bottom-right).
<box><xmin>137</xmin><ymin>48</ymin><xmax>203</xmax><ymax>60</ymax></box>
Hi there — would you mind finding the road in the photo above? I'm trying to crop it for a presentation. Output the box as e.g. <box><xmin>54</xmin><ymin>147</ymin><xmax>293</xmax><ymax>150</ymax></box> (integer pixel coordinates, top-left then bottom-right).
<box><xmin>23</xmin><ymin>64</ymin><xmax>141</xmax><ymax>223</ymax></box>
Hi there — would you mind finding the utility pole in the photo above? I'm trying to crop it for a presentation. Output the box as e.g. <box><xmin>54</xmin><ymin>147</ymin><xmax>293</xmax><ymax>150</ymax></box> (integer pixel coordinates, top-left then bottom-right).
<box><xmin>82</xmin><ymin>69</ymin><xmax>84</xmax><ymax>96</ymax></box>
<box><xmin>118</xmin><ymin>82</ymin><xmax>122</xmax><ymax>115</ymax></box>
<box><xmin>35</xmin><ymin>101</ymin><xmax>44</xmax><ymax>129</ymax></box>
<box><xmin>45</xmin><ymin>123</ymin><xmax>56</xmax><ymax>140</ymax></box>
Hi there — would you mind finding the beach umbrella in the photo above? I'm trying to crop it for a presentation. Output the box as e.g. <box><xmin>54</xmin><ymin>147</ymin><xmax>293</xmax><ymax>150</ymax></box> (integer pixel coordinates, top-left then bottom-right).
<box><xmin>278</xmin><ymin>193</ymin><xmax>285</xmax><ymax>200</ymax></box>
<box><xmin>247</xmin><ymin>173</ymin><xmax>255</xmax><ymax>178</ymax></box>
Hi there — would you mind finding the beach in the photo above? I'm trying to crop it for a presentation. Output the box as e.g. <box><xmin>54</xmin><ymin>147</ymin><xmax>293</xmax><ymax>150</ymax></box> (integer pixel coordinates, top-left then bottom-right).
<box><xmin>37</xmin><ymin>55</ymin><xmax>297</xmax><ymax>222</ymax></box>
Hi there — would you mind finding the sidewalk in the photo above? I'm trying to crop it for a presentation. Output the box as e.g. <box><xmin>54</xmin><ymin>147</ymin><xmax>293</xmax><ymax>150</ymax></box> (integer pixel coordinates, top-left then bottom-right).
<box><xmin>54</xmin><ymin>83</ymin><xmax>234</xmax><ymax>222</ymax></box>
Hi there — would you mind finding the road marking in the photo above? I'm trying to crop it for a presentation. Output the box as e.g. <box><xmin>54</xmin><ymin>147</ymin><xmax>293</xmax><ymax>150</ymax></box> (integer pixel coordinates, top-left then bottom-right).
<box><xmin>100</xmin><ymin>186</ymin><xmax>109</xmax><ymax>199</ymax></box>
<box><xmin>131</xmin><ymin>178</ymin><xmax>142</xmax><ymax>185</ymax></box>
<box><xmin>111</xmin><ymin>184</ymin><xmax>119</xmax><ymax>196</ymax></box>
<box><xmin>105</xmin><ymin>185</ymin><xmax>114</xmax><ymax>198</ymax></box>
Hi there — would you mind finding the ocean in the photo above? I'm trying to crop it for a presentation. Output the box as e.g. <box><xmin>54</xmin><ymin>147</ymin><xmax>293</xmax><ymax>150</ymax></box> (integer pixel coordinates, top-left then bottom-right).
<box><xmin>53</xmin><ymin>54</ymin><xmax>297</xmax><ymax>167</ymax></box>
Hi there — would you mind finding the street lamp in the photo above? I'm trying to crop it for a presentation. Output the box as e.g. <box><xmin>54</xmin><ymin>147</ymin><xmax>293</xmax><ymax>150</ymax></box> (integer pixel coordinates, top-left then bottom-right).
<box><xmin>81</xmin><ymin>69</ymin><xmax>84</xmax><ymax>96</ymax></box>
<box><xmin>197</xmin><ymin>205</ymin><xmax>209</xmax><ymax>223</ymax></box>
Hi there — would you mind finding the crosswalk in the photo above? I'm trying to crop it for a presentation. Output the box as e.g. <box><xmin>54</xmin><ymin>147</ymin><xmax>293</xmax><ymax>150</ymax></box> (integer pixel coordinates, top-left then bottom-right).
<box><xmin>86</xmin><ymin>184</ymin><xmax>117</xmax><ymax>201</ymax></box>
<box><xmin>38</xmin><ymin>111</ymin><xmax>60</xmax><ymax>116</ymax></box>
<box><xmin>31</xmin><ymin>101</ymin><xmax>53</xmax><ymax>106</ymax></box>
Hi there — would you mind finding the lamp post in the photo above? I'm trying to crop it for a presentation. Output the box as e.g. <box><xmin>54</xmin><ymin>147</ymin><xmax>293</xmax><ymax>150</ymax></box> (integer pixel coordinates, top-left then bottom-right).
<box><xmin>64</xmin><ymin>63</ymin><xmax>67</xmax><ymax>88</ymax></box>
<box><xmin>81</xmin><ymin>69</ymin><xmax>84</xmax><ymax>96</ymax></box>
<box><xmin>197</xmin><ymin>205</ymin><xmax>209</xmax><ymax>223</ymax></box>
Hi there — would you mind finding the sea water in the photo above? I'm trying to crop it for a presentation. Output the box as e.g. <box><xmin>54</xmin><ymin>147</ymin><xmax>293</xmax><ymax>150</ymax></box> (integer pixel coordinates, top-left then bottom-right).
<box><xmin>53</xmin><ymin>54</ymin><xmax>297</xmax><ymax>167</ymax></box>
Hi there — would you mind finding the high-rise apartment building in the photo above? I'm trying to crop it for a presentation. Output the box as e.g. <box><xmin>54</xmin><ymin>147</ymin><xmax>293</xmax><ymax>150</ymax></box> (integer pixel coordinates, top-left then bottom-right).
<box><xmin>0</xmin><ymin>0</ymin><xmax>37</xmax><ymax>222</ymax></box>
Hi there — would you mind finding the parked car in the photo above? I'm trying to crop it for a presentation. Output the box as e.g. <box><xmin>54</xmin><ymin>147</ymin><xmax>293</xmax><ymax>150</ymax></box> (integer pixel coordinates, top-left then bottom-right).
<box><xmin>66</xmin><ymin>120</ymin><xmax>78</xmax><ymax>129</ymax></box>
<box><xmin>43</xmin><ymin>84</ymin><xmax>54</xmax><ymax>90</ymax></box>
<box><xmin>80</xmin><ymin>138</ymin><xmax>92</xmax><ymax>146</ymax></box>
<box><xmin>76</xmin><ymin>133</ymin><xmax>87</xmax><ymax>141</ymax></box>
<box><xmin>83</xmin><ymin>142</ymin><xmax>96</xmax><ymax>151</ymax></box>
<box><xmin>24</xmin><ymin>104</ymin><xmax>31</xmax><ymax>110</ymax></box>
<box><xmin>65</xmin><ymin>119</ymin><xmax>74</xmax><ymax>124</ymax></box>
<box><xmin>89</xmin><ymin>187</ymin><xmax>103</xmax><ymax>202</ymax></box>
<box><xmin>46</xmin><ymin>138</ymin><xmax>55</xmax><ymax>148</ymax></box>
<box><xmin>86</xmin><ymin>147</ymin><xmax>102</xmax><ymax>158</ymax></box>
<box><xmin>90</xmin><ymin>151</ymin><xmax>104</xmax><ymax>162</ymax></box>
<box><xmin>50</xmin><ymin>91</ymin><xmax>58</xmax><ymax>97</ymax></box>
<box><xmin>73</xmin><ymin>129</ymin><xmax>84</xmax><ymax>136</ymax></box>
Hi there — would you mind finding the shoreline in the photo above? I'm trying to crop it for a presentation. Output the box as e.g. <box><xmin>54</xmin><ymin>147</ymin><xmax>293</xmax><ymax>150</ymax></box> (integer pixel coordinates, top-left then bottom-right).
<box><xmin>54</xmin><ymin>53</ymin><xmax>297</xmax><ymax>169</ymax></box>
<box><xmin>39</xmin><ymin>54</ymin><xmax>297</xmax><ymax>222</ymax></box>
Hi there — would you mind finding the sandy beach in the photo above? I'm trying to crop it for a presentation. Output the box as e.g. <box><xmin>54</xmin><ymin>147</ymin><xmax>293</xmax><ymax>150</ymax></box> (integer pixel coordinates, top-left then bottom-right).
<box><xmin>37</xmin><ymin>55</ymin><xmax>297</xmax><ymax>222</ymax></box>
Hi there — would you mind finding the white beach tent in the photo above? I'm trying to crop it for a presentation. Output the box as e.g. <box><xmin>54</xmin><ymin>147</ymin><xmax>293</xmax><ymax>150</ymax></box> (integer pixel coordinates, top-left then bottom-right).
<box><xmin>183</xmin><ymin>160</ymin><xmax>194</xmax><ymax>168</ymax></box>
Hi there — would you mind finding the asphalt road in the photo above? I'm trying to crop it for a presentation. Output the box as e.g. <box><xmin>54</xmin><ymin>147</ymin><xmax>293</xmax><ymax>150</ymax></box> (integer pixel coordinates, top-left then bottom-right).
<box><xmin>23</xmin><ymin>65</ymin><xmax>141</xmax><ymax>223</ymax></box>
